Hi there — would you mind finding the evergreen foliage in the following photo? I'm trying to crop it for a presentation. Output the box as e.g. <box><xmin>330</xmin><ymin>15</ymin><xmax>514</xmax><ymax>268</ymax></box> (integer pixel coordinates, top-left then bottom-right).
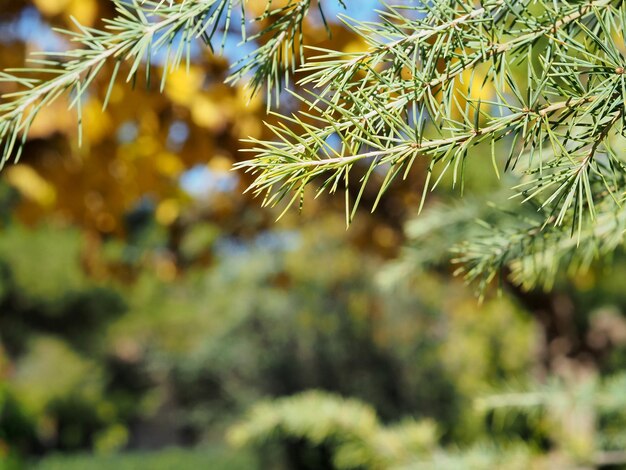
<box><xmin>237</xmin><ymin>0</ymin><xmax>626</xmax><ymax>229</ymax></box>
<box><xmin>228</xmin><ymin>390</ymin><xmax>437</xmax><ymax>470</ymax></box>
<box><xmin>0</xmin><ymin>0</ymin><xmax>328</xmax><ymax>165</ymax></box>
<box><xmin>388</xmin><ymin>193</ymin><xmax>626</xmax><ymax>294</ymax></box>
<box><xmin>2</xmin><ymin>0</ymin><xmax>626</xmax><ymax>289</ymax></box>
<box><xmin>230</xmin><ymin>375</ymin><xmax>626</xmax><ymax>469</ymax></box>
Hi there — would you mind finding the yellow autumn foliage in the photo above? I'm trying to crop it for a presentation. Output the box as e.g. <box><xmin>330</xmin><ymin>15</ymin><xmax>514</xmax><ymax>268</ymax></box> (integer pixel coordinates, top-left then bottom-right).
<box><xmin>33</xmin><ymin>0</ymin><xmax>98</xmax><ymax>25</ymax></box>
<box><xmin>156</xmin><ymin>199</ymin><xmax>181</xmax><ymax>226</ymax></box>
<box><xmin>5</xmin><ymin>165</ymin><xmax>56</xmax><ymax>208</ymax></box>
<box><xmin>165</xmin><ymin>67</ymin><xmax>205</xmax><ymax>106</ymax></box>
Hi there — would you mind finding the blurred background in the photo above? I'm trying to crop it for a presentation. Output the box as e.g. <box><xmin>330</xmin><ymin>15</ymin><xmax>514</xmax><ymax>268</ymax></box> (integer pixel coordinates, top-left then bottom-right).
<box><xmin>1</xmin><ymin>1</ymin><xmax>626</xmax><ymax>468</ymax></box>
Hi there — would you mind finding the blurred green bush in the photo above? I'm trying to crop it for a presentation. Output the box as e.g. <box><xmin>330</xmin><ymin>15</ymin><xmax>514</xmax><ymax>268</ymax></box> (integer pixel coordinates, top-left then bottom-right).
<box><xmin>0</xmin><ymin>214</ymin><xmax>536</xmax><ymax>467</ymax></box>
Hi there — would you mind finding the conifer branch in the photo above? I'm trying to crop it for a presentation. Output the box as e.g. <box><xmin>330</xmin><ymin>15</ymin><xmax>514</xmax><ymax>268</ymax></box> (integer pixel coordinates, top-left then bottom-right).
<box><xmin>0</xmin><ymin>0</ymin><xmax>238</xmax><ymax>166</ymax></box>
<box><xmin>238</xmin><ymin>0</ymin><xmax>623</xmax><ymax>227</ymax></box>
<box><xmin>226</xmin><ymin>0</ymin><xmax>318</xmax><ymax>106</ymax></box>
<box><xmin>453</xmin><ymin>190</ymin><xmax>626</xmax><ymax>293</ymax></box>
<box><xmin>0</xmin><ymin>0</ymin><xmax>343</xmax><ymax>167</ymax></box>
<box><xmin>395</xmin><ymin>185</ymin><xmax>626</xmax><ymax>295</ymax></box>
